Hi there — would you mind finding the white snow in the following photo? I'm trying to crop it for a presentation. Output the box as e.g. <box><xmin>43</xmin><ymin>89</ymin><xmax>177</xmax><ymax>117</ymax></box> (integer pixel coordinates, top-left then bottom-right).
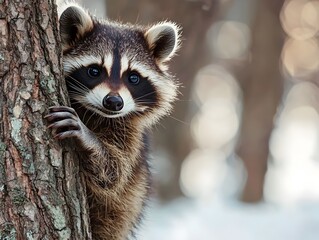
<box><xmin>138</xmin><ymin>198</ymin><xmax>319</xmax><ymax>240</ymax></box>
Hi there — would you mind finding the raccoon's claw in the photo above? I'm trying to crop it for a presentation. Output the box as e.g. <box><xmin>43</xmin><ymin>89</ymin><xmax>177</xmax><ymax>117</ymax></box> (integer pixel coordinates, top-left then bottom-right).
<box><xmin>45</xmin><ymin>106</ymin><xmax>83</xmax><ymax>140</ymax></box>
<box><xmin>47</xmin><ymin>106</ymin><xmax>78</xmax><ymax>117</ymax></box>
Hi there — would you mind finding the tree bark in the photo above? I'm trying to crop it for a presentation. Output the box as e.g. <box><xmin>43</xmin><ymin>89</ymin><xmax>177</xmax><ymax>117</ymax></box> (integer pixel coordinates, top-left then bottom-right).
<box><xmin>0</xmin><ymin>0</ymin><xmax>90</xmax><ymax>239</ymax></box>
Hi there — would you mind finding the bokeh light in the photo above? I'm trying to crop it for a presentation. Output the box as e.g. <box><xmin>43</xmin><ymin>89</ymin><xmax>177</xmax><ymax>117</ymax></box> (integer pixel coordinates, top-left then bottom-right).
<box><xmin>281</xmin><ymin>38</ymin><xmax>319</xmax><ymax>78</ymax></box>
<box><xmin>270</xmin><ymin>105</ymin><xmax>319</xmax><ymax>164</ymax></box>
<box><xmin>280</xmin><ymin>0</ymin><xmax>319</xmax><ymax>40</ymax></box>
<box><xmin>266</xmin><ymin>82</ymin><xmax>319</xmax><ymax>204</ymax></box>
<box><xmin>180</xmin><ymin>149</ymin><xmax>227</xmax><ymax>199</ymax></box>
<box><xmin>282</xmin><ymin>81</ymin><xmax>319</xmax><ymax>110</ymax></box>
<box><xmin>191</xmin><ymin>100</ymin><xmax>239</xmax><ymax>149</ymax></box>
<box><xmin>191</xmin><ymin>65</ymin><xmax>240</xmax><ymax>149</ymax></box>
<box><xmin>193</xmin><ymin>65</ymin><xmax>240</xmax><ymax>105</ymax></box>
<box><xmin>206</xmin><ymin>21</ymin><xmax>251</xmax><ymax>60</ymax></box>
<box><xmin>182</xmin><ymin>64</ymin><xmax>242</xmax><ymax>201</ymax></box>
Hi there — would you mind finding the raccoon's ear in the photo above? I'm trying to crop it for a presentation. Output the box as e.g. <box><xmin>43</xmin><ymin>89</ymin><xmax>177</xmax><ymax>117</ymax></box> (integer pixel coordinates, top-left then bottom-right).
<box><xmin>145</xmin><ymin>22</ymin><xmax>181</xmax><ymax>64</ymax></box>
<box><xmin>58</xmin><ymin>3</ymin><xmax>93</xmax><ymax>51</ymax></box>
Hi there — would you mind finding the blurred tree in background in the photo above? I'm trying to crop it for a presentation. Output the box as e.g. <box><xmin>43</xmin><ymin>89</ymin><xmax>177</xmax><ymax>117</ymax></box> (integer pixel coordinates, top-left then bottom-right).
<box><xmin>236</xmin><ymin>0</ymin><xmax>285</xmax><ymax>202</ymax></box>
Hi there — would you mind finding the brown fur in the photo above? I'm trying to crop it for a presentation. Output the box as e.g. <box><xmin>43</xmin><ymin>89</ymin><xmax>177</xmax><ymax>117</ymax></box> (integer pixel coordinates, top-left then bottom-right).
<box><xmin>53</xmin><ymin>2</ymin><xmax>181</xmax><ymax>239</ymax></box>
<box><xmin>76</xmin><ymin>116</ymin><xmax>150</xmax><ymax>239</ymax></box>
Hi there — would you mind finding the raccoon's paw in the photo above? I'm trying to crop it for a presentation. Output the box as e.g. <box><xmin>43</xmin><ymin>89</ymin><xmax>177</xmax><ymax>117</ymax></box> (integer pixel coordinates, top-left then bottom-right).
<box><xmin>45</xmin><ymin>106</ymin><xmax>86</xmax><ymax>140</ymax></box>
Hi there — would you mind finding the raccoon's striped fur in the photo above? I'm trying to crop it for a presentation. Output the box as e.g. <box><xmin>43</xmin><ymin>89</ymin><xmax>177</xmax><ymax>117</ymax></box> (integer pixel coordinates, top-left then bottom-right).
<box><xmin>45</xmin><ymin>2</ymin><xmax>180</xmax><ymax>240</ymax></box>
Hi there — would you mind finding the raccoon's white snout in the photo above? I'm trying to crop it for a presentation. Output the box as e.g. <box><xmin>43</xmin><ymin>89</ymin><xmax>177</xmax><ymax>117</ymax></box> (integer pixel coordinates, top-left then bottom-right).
<box><xmin>103</xmin><ymin>93</ymin><xmax>124</xmax><ymax>112</ymax></box>
<box><xmin>85</xmin><ymin>85</ymin><xmax>137</xmax><ymax>117</ymax></box>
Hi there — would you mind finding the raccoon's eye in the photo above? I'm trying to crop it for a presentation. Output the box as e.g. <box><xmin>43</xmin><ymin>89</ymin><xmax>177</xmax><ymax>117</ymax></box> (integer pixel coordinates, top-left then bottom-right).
<box><xmin>128</xmin><ymin>72</ymin><xmax>140</xmax><ymax>85</ymax></box>
<box><xmin>87</xmin><ymin>66</ymin><xmax>101</xmax><ymax>78</ymax></box>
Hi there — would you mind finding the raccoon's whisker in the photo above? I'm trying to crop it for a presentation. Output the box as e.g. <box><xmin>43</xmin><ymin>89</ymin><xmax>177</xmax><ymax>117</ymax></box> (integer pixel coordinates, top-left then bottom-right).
<box><xmin>124</xmin><ymin>96</ymin><xmax>156</xmax><ymax>108</ymax></box>
<box><xmin>152</xmin><ymin>118</ymin><xmax>166</xmax><ymax>130</ymax></box>
<box><xmin>121</xmin><ymin>117</ymin><xmax>126</xmax><ymax>142</ymax></box>
<box><xmin>66</xmin><ymin>75</ymin><xmax>86</xmax><ymax>86</ymax></box>
<box><xmin>133</xmin><ymin>91</ymin><xmax>157</xmax><ymax>101</ymax></box>
<box><xmin>91</xmin><ymin>113</ymin><xmax>102</xmax><ymax>131</ymax></box>
<box><xmin>76</xmin><ymin>101</ymin><xmax>98</xmax><ymax>124</ymax></box>
<box><xmin>102</xmin><ymin>116</ymin><xmax>108</xmax><ymax>126</ymax></box>
<box><xmin>113</xmin><ymin>116</ymin><xmax>117</xmax><ymax>132</ymax></box>
<box><xmin>130</xmin><ymin>111</ymin><xmax>143</xmax><ymax>119</ymax></box>
<box><xmin>83</xmin><ymin>106</ymin><xmax>100</xmax><ymax>125</ymax></box>
<box><xmin>67</xmin><ymin>86</ymin><xmax>89</xmax><ymax>98</ymax></box>
<box><xmin>68</xmin><ymin>82</ymin><xmax>88</xmax><ymax>91</ymax></box>
<box><xmin>87</xmin><ymin>111</ymin><xmax>97</xmax><ymax>127</ymax></box>
<box><xmin>83</xmin><ymin>108</ymin><xmax>91</xmax><ymax>125</ymax></box>
<box><xmin>70</xmin><ymin>96</ymin><xmax>90</xmax><ymax>106</ymax></box>
<box><xmin>175</xmin><ymin>99</ymin><xmax>193</xmax><ymax>102</ymax></box>
<box><xmin>66</xmin><ymin>75</ymin><xmax>90</xmax><ymax>92</ymax></box>
<box><xmin>68</xmin><ymin>92</ymin><xmax>87</xmax><ymax>99</ymax></box>
<box><xmin>67</xmin><ymin>80</ymin><xmax>89</xmax><ymax>93</ymax></box>
<box><xmin>65</xmin><ymin>74</ymin><xmax>86</xmax><ymax>86</ymax></box>
<box><xmin>95</xmin><ymin>115</ymin><xmax>102</xmax><ymax>128</ymax></box>
<box><xmin>78</xmin><ymin>102</ymin><xmax>114</xmax><ymax>120</ymax></box>
<box><xmin>68</xmin><ymin>90</ymin><xmax>84</xmax><ymax>95</ymax></box>
<box><xmin>168</xmin><ymin>115</ymin><xmax>189</xmax><ymax>125</ymax></box>
<box><xmin>134</xmin><ymin>101</ymin><xmax>157</xmax><ymax>105</ymax></box>
<box><xmin>70</xmin><ymin>101</ymin><xmax>87</xmax><ymax>112</ymax></box>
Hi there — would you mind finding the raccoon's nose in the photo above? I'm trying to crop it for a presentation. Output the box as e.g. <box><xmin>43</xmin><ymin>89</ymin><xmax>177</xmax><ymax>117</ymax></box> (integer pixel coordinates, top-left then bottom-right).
<box><xmin>103</xmin><ymin>93</ymin><xmax>124</xmax><ymax>111</ymax></box>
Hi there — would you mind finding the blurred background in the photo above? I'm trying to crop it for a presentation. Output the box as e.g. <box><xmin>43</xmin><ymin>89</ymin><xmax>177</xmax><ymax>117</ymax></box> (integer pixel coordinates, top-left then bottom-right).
<box><xmin>58</xmin><ymin>0</ymin><xmax>319</xmax><ymax>239</ymax></box>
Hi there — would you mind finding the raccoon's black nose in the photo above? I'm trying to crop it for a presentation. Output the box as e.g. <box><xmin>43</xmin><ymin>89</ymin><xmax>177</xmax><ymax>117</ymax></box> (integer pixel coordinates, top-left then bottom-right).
<box><xmin>103</xmin><ymin>94</ymin><xmax>124</xmax><ymax>111</ymax></box>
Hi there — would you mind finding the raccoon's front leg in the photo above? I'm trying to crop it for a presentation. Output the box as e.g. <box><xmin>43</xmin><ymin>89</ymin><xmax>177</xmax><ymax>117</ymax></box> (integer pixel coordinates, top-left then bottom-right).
<box><xmin>45</xmin><ymin>106</ymin><xmax>100</xmax><ymax>149</ymax></box>
<box><xmin>45</xmin><ymin>106</ymin><xmax>138</xmax><ymax>240</ymax></box>
<box><xmin>45</xmin><ymin>106</ymin><xmax>114</xmax><ymax>187</ymax></box>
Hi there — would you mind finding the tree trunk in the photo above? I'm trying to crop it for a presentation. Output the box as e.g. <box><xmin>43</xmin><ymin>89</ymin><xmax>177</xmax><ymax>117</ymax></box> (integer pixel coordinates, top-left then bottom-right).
<box><xmin>0</xmin><ymin>0</ymin><xmax>90</xmax><ymax>239</ymax></box>
<box><xmin>236</xmin><ymin>0</ymin><xmax>284</xmax><ymax>202</ymax></box>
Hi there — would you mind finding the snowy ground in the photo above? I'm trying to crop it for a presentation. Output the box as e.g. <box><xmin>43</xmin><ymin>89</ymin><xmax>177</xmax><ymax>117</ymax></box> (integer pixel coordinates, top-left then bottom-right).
<box><xmin>138</xmin><ymin>198</ymin><xmax>319</xmax><ymax>240</ymax></box>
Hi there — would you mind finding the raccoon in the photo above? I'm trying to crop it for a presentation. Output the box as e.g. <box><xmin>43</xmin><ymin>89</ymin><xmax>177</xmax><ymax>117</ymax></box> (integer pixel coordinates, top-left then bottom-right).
<box><xmin>45</xmin><ymin>2</ymin><xmax>180</xmax><ymax>240</ymax></box>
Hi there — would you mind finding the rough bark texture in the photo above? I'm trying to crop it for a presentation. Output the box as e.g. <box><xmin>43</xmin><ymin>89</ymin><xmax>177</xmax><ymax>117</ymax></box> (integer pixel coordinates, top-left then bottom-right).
<box><xmin>236</xmin><ymin>0</ymin><xmax>284</xmax><ymax>202</ymax></box>
<box><xmin>0</xmin><ymin>0</ymin><xmax>90</xmax><ymax>239</ymax></box>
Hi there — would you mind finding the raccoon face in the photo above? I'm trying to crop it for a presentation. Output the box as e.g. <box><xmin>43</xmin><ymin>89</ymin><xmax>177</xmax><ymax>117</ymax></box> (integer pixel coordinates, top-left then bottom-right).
<box><xmin>58</xmin><ymin>3</ymin><xmax>180</xmax><ymax>124</ymax></box>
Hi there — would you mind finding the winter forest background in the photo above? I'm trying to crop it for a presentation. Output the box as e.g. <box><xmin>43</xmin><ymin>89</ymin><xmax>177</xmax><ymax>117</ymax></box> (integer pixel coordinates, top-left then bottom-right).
<box><xmin>59</xmin><ymin>0</ymin><xmax>319</xmax><ymax>239</ymax></box>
